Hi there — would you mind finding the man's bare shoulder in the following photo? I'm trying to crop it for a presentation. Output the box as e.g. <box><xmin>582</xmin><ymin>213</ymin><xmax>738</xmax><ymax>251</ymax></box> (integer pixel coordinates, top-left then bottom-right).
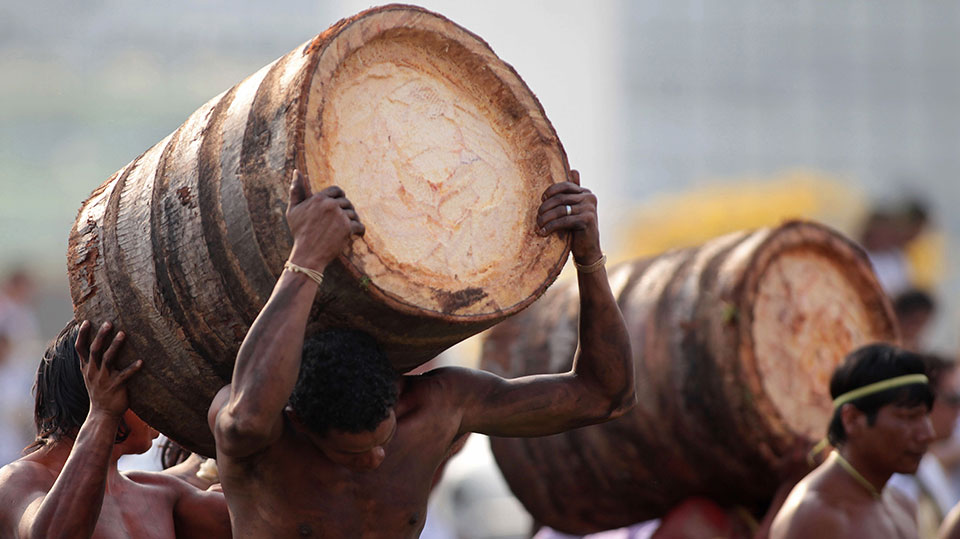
<box><xmin>405</xmin><ymin>366</ymin><xmax>495</xmax><ymax>390</ymax></box>
<box><xmin>0</xmin><ymin>458</ymin><xmax>56</xmax><ymax>494</ymax></box>
<box><xmin>123</xmin><ymin>469</ymin><xmax>224</xmax><ymax>512</ymax></box>
<box><xmin>123</xmin><ymin>468</ymin><xmax>220</xmax><ymax>498</ymax></box>
<box><xmin>771</xmin><ymin>481</ymin><xmax>851</xmax><ymax>539</ymax></box>
<box><xmin>124</xmin><ymin>469</ymin><xmax>188</xmax><ymax>489</ymax></box>
<box><xmin>402</xmin><ymin>366</ymin><xmax>497</xmax><ymax>405</ymax></box>
<box><xmin>0</xmin><ymin>458</ymin><xmax>55</xmax><ymax>527</ymax></box>
<box><xmin>404</xmin><ymin>366</ymin><xmax>467</xmax><ymax>392</ymax></box>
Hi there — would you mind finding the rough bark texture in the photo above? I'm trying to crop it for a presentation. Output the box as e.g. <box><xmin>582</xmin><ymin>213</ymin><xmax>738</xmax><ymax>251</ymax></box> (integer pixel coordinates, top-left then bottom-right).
<box><xmin>480</xmin><ymin>220</ymin><xmax>897</xmax><ymax>534</ymax></box>
<box><xmin>67</xmin><ymin>4</ymin><xmax>570</xmax><ymax>456</ymax></box>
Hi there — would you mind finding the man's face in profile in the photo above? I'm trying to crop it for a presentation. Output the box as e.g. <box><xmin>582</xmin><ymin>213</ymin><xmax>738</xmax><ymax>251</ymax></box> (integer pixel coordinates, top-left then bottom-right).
<box><xmin>859</xmin><ymin>402</ymin><xmax>934</xmax><ymax>474</ymax></box>
<box><xmin>120</xmin><ymin>409</ymin><xmax>160</xmax><ymax>455</ymax></box>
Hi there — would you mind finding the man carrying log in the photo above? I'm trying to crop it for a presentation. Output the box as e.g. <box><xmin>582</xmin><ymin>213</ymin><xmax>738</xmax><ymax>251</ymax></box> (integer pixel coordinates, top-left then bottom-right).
<box><xmin>0</xmin><ymin>320</ymin><xmax>231</xmax><ymax>538</ymax></box>
<box><xmin>770</xmin><ymin>343</ymin><xmax>936</xmax><ymax>539</ymax></box>
<box><xmin>208</xmin><ymin>169</ymin><xmax>635</xmax><ymax>538</ymax></box>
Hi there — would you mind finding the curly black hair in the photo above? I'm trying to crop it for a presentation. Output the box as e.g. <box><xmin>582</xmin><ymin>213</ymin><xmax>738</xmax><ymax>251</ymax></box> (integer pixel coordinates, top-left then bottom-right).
<box><xmin>826</xmin><ymin>343</ymin><xmax>933</xmax><ymax>447</ymax></box>
<box><xmin>27</xmin><ymin>320</ymin><xmax>129</xmax><ymax>452</ymax></box>
<box><xmin>289</xmin><ymin>329</ymin><xmax>399</xmax><ymax>436</ymax></box>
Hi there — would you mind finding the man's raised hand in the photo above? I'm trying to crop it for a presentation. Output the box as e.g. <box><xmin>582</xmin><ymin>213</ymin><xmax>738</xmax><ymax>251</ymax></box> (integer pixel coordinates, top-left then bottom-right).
<box><xmin>536</xmin><ymin>170</ymin><xmax>603</xmax><ymax>266</ymax></box>
<box><xmin>75</xmin><ymin>320</ymin><xmax>142</xmax><ymax>418</ymax></box>
<box><xmin>285</xmin><ymin>169</ymin><xmax>365</xmax><ymax>273</ymax></box>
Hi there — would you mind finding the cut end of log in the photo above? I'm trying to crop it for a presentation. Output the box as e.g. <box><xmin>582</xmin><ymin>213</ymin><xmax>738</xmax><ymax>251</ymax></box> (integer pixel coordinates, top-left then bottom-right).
<box><xmin>746</xmin><ymin>222</ymin><xmax>898</xmax><ymax>443</ymax></box>
<box><xmin>303</xmin><ymin>5</ymin><xmax>569</xmax><ymax>319</ymax></box>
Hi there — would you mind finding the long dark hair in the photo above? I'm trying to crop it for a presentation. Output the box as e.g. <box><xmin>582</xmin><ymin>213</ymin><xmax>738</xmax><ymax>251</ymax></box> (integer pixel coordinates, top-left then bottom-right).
<box><xmin>27</xmin><ymin>320</ymin><xmax>128</xmax><ymax>452</ymax></box>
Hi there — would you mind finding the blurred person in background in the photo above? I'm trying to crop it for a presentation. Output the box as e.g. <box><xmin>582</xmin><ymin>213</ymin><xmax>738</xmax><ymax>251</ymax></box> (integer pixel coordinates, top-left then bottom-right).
<box><xmin>0</xmin><ymin>267</ymin><xmax>42</xmax><ymax>466</ymax></box>
<box><xmin>888</xmin><ymin>354</ymin><xmax>960</xmax><ymax>538</ymax></box>
<box><xmin>0</xmin><ymin>268</ymin><xmax>41</xmax><ymax>357</ymax></box>
<box><xmin>859</xmin><ymin>199</ymin><xmax>930</xmax><ymax>298</ymax></box>
<box><xmin>894</xmin><ymin>289</ymin><xmax>937</xmax><ymax>352</ymax></box>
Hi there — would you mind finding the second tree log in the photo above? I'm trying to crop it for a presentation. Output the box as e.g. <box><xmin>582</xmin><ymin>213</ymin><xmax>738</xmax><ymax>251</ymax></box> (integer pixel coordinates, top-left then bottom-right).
<box><xmin>481</xmin><ymin>220</ymin><xmax>898</xmax><ymax>534</ymax></box>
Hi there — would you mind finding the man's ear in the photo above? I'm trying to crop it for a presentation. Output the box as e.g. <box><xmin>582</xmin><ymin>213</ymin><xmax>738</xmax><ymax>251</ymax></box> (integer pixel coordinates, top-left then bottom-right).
<box><xmin>840</xmin><ymin>403</ymin><xmax>866</xmax><ymax>436</ymax></box>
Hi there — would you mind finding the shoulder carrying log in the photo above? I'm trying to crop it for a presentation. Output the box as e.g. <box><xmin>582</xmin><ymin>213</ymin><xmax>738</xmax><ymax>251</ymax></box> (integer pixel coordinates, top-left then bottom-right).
<box><xmin>67</xmin><ymin>4</ymin><xmax>570</xmax><ymax>456</ymax></box>
<box><xmin>481</xmin><ymin>220</ymin><xmax>897</xmax><ymax>534</ymax></box>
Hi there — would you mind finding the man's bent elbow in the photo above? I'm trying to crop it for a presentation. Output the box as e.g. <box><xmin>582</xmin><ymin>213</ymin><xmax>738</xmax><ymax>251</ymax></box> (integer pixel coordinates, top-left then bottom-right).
<box><xmin>597</xmin><ymin>361</ymin><xmax>637</xmax><ymax>421</ymax></box>
<box><xmin>579</xmin><ymin>382</ymin><xmax>636</xmax><ymax>425</ymax></box>
<box><xmin>605</xmin><ymin>385</ymin><xmax>637</xmax><ymax>420</ymax></box>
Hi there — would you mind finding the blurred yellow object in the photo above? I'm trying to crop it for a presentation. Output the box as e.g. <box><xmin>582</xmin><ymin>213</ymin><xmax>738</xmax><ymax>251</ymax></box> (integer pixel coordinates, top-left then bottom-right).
<box><xmin>905</xmin><ymin>231</ymin><xmax>946</xmax><ymax>289</ymax></box>
<box><xmin>618</xmin><ymin>169</ymin><xmax>866</xmax><ymax>260</ymax></box>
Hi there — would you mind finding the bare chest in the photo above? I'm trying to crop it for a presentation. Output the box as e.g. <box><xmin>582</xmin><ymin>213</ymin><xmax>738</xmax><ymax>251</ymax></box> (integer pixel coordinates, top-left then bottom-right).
<box><xmin>844</xmin><ymin>500</ymin><xmax>919</xmax><ymax>539</ymax></box>
<box><xmin>91</xmin><ymin>489</ymin><xmax>176</xmax><ymax>539</ymax></box>
<box><xmin>222</xmin><ymin>423</ymin><xmax>456</xmax><ymax>537</ymax></box>
<box><xmin>224</xmin><ymin>464</ymin><xmax>432</xmax><ymax>538</ymax></box>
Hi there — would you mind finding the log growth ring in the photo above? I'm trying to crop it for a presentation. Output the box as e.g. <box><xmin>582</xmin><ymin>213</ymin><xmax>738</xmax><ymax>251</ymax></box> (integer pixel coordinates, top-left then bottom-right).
<box><xmin>303</xmin><ymin>6</ymin><xmax>570</xmax><ymax>319</ymax></box>
<box><xmin>742</xmin><ymin>223</ymin><xmax>899</xmax><ymax>444</ymax></box>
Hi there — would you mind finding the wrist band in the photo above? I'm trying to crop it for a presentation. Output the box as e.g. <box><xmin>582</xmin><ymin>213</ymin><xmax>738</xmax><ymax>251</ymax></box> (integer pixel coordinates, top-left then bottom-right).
<box><xmin>574</xmin><ymin>253</ymin><xmax>606</xmax><ymax>274</ymax></box>
<box><xmin>284</xmin><ymin>260</ymin><xmax>325</xmax><ymax>286</ymax></box>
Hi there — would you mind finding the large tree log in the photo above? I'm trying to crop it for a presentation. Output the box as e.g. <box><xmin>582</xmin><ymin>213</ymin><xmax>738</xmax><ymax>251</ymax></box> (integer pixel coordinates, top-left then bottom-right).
<box><xmin>481</xmin><ymin>220</ymin><xmax>897</xmax><ymax>534</ymax></box>
<box><xmin>67</xmin><ymin>4</ymin><xmax>569</xmax><ymax>456</ymax></box>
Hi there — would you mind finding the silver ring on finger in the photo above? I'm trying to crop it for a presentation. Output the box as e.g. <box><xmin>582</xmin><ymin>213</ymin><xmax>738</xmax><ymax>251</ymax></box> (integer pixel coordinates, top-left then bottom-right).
<box><xmin>565</xmin><ymin>204</ymin><xmax>572</xmax><ymax>216</ymax></box>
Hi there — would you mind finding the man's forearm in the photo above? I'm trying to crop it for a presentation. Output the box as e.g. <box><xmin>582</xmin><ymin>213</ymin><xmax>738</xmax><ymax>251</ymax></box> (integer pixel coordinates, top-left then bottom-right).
<box><xmin>24</xmin><ymin>410</ymin><xmax>119</xmax><ymax>538</ymax></box>
<box><xmin>572</xmin><ymin>267</ymin><xmax>635</xmax><ymax>416</ymax></box>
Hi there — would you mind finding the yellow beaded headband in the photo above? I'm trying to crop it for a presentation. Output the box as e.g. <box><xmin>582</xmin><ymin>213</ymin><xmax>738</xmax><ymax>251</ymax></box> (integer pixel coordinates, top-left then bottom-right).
<box><xmin>832</xmin><ymin>374</ymin><xmax>929</xmax><ymax>410</ymax></box>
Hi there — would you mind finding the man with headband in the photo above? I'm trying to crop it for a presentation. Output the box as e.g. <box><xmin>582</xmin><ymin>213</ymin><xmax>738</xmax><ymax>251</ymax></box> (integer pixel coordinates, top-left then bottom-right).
<box><xmin>770</xmin><ymin>343</ymin><xmax>935</xmax><ymax>538</ymax></box>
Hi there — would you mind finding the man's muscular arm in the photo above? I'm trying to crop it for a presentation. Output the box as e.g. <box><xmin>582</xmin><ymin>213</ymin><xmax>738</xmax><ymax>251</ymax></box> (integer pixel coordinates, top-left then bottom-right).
<box><xmin>13</xmin><ymin>321</ymin><xmax>142</xmax><ymax>539</ymax></box>
<box><xmin>169</xmin><ymin>476</ymin><xmax>231</xmax><ymax>539</ymax></box>
<box><xmin>453</xmin><ymin>172</ymin><xmax>635</xmax><ymax>437</ymax></box>
<box><xmin>117</xmin><ymin>469</ymin><xmax>230</xmax><ymax>539</ymax></box>
<box><xmin>210</xmin><ymin>170</ymin><xmax>363</xmax><ymax>458</ymax></box>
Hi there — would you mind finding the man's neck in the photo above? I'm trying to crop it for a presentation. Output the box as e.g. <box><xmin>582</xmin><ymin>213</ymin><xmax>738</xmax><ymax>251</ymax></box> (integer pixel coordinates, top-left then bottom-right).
<box><xmin>836</xmin><ymin>446</ymin><xmax>891</xmax><ymax>496</ymax></box>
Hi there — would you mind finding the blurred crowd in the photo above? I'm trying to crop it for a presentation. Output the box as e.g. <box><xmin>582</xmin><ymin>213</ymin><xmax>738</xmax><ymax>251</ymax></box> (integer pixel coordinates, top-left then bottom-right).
<box><xmin>859</xmin><ymin>199</ymin><xmax>960</xmax><ymax>539</ymax></box>
<box><xmin>0</xmin><ymin>268</ymin><xmax>41</xmax><ymax>468</ymax></box>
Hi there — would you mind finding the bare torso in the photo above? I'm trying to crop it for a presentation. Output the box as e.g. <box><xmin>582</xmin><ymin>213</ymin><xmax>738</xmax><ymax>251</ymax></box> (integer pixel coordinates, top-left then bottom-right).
<box><xmin>770</xmin><ymin>461</ymin><xmax>918</xmax><ymax>539</ymax></box>
<box><xmin>0</xmin><ymin>445</ymin><xmax>189</xmax><ymax>539</ymax></box>
<box><xmin>217</xmin><ymin>374</ymin><xmax>463</xmax><ymax>538</ymax></box>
